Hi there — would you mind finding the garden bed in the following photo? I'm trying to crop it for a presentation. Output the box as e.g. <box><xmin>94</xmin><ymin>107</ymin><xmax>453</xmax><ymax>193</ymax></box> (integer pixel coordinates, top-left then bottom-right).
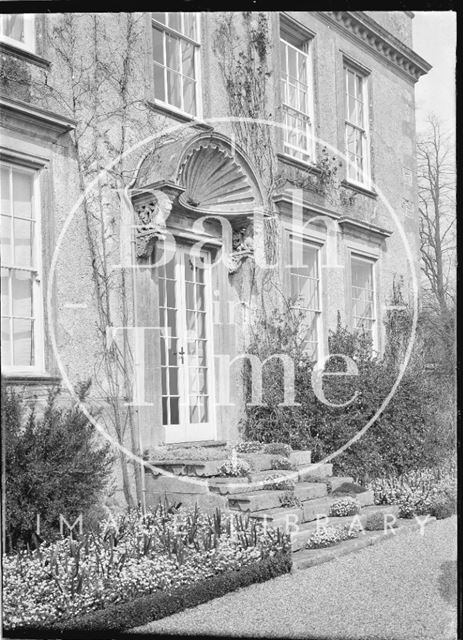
<box><xmin>3</xmin><ymin>503</ymin><xmax>291</xmax><ymax>636</ymax></box>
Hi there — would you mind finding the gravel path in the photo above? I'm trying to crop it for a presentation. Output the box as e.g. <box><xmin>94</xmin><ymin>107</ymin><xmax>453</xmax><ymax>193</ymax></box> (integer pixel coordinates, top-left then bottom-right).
<box><xmin>132</xmin><ymin>516</ymin><xmax>457</xmax><ymax>640</ymax></box>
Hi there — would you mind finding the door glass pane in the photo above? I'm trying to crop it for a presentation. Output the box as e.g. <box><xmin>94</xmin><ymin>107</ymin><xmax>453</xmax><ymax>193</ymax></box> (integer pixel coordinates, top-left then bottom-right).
<box><xmin>170</xmin><ymin>397</ymin><xmax>179</xmax><ymax>424</ymax></box>
<box><xmin>169</xmin><ymin>367</ymin><xmax>178</xmax><ymax>395</ymax></box>
<box><xmin>168</xmin><ymin>338</ymin><xmax>178</xmax><ymax>365</ymax></box>
<box><xmin>1</xmin><ymin>267</ymin><xmax>9</xmax><ymax>311</ymax></box>
<box><xmin>162</xmin><ymin>397</ymin><xmax>168</xmax><ymax>424</ymax></box>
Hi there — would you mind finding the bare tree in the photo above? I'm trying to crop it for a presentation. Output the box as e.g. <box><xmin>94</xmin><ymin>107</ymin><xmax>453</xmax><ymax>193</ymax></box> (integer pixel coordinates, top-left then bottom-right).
<box><xmin>417</xmin><ymin>114</ymin><xmax>456</xmax><ymax>314</ymax></box>
<box><xmin>417</xmin><ymin>114</ymin><xmax>456</xmax><ymax>371</ymax></box>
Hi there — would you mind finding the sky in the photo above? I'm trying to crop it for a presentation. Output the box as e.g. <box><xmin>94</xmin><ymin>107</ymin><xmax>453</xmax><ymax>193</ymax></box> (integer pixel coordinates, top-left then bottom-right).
<box><xmin>412</xmin><ymin>11</ymin><xmax>456</xmax><ymax>134</ymax></box>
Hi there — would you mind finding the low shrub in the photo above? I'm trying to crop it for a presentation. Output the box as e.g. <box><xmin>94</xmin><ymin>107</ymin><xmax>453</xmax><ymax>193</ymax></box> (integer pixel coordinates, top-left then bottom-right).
<box><xmin>279</xmin><ymin>492</ymin><xmax>302</xmax><ymax>509</ymax></box>
<box><xmin>3</xmin><ymin>503</ymin><xmax>290</xmax><ymax>631</ymax></box>
<box><xmin>271</xmin><ymin>456</ymin><xmax>295</xmax><ymax>471</ymax></box>
<box><xmin>263</xmin><ymin>474</ymin><xmax>296</xmax><ymax>491</ymax></box>
<box><xmin>2</xmin><ymin>380</ymin><xmax>114</xmax><ymax>551</ymax></box>
<box><xmin>329</xmin><ymin>497</ymin><xmax>361</xmax><ymax>517</ymax></box>
<box><xmin>430</xmin><ymin>495</ymin><xmax>456</xmax><ymax>520</ymax></box>
<box><xmin>235</xmin><ymin>441</ymin><xmax>264</xmax><ymax>454</ymax></box>
<box><xmin>263</xmin><ymin>443</ymin><xmax>292</xmax><ymax>458</ymax></box>
<box><xmin>364</xmin><ymin>510</ymin><xmax>397</xmax><ymax>531</ymax></box>
<box><xmin>305</xmin><ymin>524</ymin><xmax>361</xmax><ymax>549</ymax></box>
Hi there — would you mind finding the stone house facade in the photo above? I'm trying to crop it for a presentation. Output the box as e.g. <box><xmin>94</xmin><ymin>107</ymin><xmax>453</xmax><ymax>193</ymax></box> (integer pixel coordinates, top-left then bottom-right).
<box><xmin>0</xmin><ymin>12</ymin><xmax>430</xmax><ymax>501</ymax></box>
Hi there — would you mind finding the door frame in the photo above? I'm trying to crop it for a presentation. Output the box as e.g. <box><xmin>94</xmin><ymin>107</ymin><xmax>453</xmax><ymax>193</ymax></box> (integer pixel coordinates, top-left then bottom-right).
<box><xmin>158</xmin><ymin>241</ymin><xmax>217</xmax><ymax>444</ymax></box>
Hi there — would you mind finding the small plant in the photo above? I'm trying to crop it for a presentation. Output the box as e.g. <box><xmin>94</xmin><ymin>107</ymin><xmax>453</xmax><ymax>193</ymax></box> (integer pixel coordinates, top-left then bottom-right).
<box><xmin>278</xmin><ymin>492</ymin><xmax>302</xmax><ymax>509</ymax></box>
<box><xmin>271</xmin><ymin>456</ymin><xmax>295</xmax><ymax>471</ymax></box>
<box><xmin>235</xmin><ymin>441</ymin><xmax>264</xmax><ymax>454</ymax></box>
<box><xmin>263</xmin><ymin>474</ymin><xmax>295</xmax><ymax>491</ymax></box>
<box><xmin>329</xmin><ymin>497</ymin><xmax>361</xmax><ymax>517</ymax></box>
<box><xmin>305</xmin><ymin>524</ymin><xmax>361</xmax><ymax>549</ymax></box>
<box><xmin>217</xmin><ymin>449</ymin><xmax>251</xmax><ymax>477</ymax></box>
<box><xmin>263</xmin><ymin>443</ymin><xmax>292</xmax><ymax>458</ymax></box>
<box><xmin>364</xmin><ymin>510</ymin><xmax>397</xmax><ymax>531</ymax></box>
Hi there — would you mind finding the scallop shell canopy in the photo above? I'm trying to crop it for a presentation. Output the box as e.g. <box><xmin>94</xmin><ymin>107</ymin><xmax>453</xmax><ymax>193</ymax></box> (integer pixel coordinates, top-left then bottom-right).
<box><xmin>177</xmin><ymin>141</ymin><xmax>261</xmax><ymax>214</ymax></box>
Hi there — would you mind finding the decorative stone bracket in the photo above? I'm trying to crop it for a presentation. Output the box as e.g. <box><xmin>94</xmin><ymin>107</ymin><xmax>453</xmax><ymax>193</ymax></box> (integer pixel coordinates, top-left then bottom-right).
<box><xmin>226</xmin><ymin>221</ymin><xmax>255</xmax><ymax>274</ymax></box>
<box><xmin>132</xmin><ymin>189</ymin><xmax>175</xmax><ymax>259</ymax></box>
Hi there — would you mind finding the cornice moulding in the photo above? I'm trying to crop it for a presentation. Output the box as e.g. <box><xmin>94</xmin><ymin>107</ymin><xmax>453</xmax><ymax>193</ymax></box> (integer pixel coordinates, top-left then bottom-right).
<box><xmin>0</xmin><ymin>96</ymin><xmax>75</xmax><ymax>136</ymax></box>
<box><xmin>318</xmin><ymin>11</ymin><xmax>432</xmax><ymax>83</ymax></box>
<box><xmin>339</xmin><ymin>216</ymin><xmax>392</xmax><ymax>238</ymax></box>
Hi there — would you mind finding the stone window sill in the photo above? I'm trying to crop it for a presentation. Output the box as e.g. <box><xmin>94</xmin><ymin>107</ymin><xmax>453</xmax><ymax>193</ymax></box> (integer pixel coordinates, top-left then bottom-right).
<box><xmin>145</xmin><ymin>100</ymin><xmax>212</xmax><ymax>131</ymax></box>
<box><xmin>0</xmin><ymin>41</ymin><xmax>50</xmax><ymax>69</ymax></box>
<box><xmin>342</xmin><ymin>179</ymin><xmax>378</xmax><ymax>199</ymax></box>
<box><xmin>2</xmin><ymin>372</ymin><xmax>61</xmax><ymax>386</ymax></box>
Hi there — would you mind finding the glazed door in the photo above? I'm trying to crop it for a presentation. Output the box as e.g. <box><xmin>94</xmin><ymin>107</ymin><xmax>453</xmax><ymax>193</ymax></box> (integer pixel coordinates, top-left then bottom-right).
<box><xmin>158</xmin><ymin>245</ymin><xmax>215</xmax><ymax>443</ymax></box>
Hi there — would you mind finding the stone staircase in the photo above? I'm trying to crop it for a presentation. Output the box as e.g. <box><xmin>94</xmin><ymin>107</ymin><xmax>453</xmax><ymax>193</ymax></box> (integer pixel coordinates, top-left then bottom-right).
<box><xmin>144</xmin><ymin>448</ymin><xmax>376</xmax><ymax>558</ymax></box>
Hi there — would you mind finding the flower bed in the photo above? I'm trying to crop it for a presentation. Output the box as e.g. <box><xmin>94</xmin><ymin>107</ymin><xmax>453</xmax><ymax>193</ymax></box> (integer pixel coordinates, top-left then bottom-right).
<box><xmin>3</xmin><ymin>503</ymin><xmax>290</xmax><ymax>632</ymax></box>
<box><xmin>369</xmin><ymin>464</ymin><xmax>457</xmax><ymax>519</ymax></box>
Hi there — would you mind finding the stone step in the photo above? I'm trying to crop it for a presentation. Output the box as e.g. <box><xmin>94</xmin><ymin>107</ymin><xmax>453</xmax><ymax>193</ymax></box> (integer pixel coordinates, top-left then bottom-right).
<box><xmin>208</xmin><ymin>477</ymin><xmax>252</xmax><ymax>495</ymax></box>
<box><xmin>290</xmin><ymin>505</ymin><xmax>397</xmax><ymax>551</ymax></box>
<box><xmin>302</xmin><ymin>489</ymin><xmax>375</xmax><ymax>523</ymax></box>
<box><xmin>247</xmin><ymin>469</ymin><xmax>297</xmax><ymax>484</ymax></box>
<box><xmin>239</xmin><ymin>453</ymin><xmax>275</xmax><ymax>472</ymax></box>
<box><xmin>228</xmin><ymin>490</ymin><xmax>291</xmax><ymax>512</ymax></box>
<box><xmin>248</xmin><ymin>506</ymin><xmax>304</xmax><ymax>530</ymax></box>
<box><xmin>229</xmin><ymin>483</ymin><xmax>327</xmax><ymax>513</ymax></box>
<box><xmin>297</xmin><ymin>463</ymin><xmax>333</xmax><ymax>479</ymax></box>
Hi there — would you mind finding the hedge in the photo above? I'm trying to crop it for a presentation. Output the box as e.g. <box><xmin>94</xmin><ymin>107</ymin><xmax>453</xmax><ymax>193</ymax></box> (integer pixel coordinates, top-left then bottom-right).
<box><xmin>6</xmin><ymin>552</ymin><xmax>292</xmax><ymax>638</ymax></box>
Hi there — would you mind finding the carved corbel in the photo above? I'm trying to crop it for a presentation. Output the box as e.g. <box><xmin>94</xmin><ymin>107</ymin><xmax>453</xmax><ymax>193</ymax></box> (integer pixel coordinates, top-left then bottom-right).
<box><xmin>226</xmin><ymin>222</ymin><xmax>255</xmax><ymax>274</ymax></box>
<box><xmin>134</xmin><ymin>190</ymin><xmax>173</xmax><ymax>259</ymax></box>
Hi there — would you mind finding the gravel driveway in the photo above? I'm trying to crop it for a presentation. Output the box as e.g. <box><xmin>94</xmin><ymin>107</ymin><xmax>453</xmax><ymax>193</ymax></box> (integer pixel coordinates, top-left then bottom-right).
<box><xmin>132</xmin><ymin>516</ymin><xmax>457</xmax><ymax>640</ymax></box>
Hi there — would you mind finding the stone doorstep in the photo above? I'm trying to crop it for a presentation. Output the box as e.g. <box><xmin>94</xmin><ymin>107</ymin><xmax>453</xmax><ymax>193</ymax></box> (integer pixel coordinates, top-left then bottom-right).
<box><xmin>144</xmin><ymin>492</ymin><xmax>228</xmax><ymax>511</ymax></box>
<box><xmin>239</xmin><ymin>453</ymin><xmax>275</xmax><ymax>472</ymax></box>
<box><xmin>229</xmin><ymin>483</ymin><xmax>327</xmax><ymax>513</ymax></box>
<box><xmin>290</xmin><ymin>505</ymin><xmax>400</xmax><ymax>551</ymax></box>
<box><xmin>302</xmin><ymin>490</ymin><xmax>375</xmax><ymax>523</ymax></box>
<box><xmin>291</xmin><ymin>517</ymin><xmax>437</xmax><ymax>571</ymax></box>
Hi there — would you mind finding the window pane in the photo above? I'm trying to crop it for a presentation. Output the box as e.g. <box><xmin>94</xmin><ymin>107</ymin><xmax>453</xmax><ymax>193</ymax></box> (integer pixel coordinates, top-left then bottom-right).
<box><xmin>13</xmin><ymin>219</ymin><xmax>33</xmax><ymax>267</ymax></box>
<box><xmin>166</xmin><ymin>70</ymin><xmax>181</xmax><ymax>109</ymax></box>
<box><xmin>1</xmin><ymin>317</ymin><xmax>10</xmax><ymax>366</ymax></box>
<box><xmin>165</xmin><ymin>34</ymin><xmax>180</xmax><ymax>71</ymax></box>
<box><xmin>183</xmin><ymin>78</ymin><xmax>196</xmax><ymax>115</ymax></box>
<box><xmin>13</xmin><ymin>318</ymin><xmax>33</xmax><ymax>366</ymax></box>
<box><xmin>287</xmin><ymin>46</ymin><xmax>296</xmax><ymax>79</ymax></box>
<box><xmin>183</xmin><ymin>13</ymin><xmax>197</xmax><ymax>40</ymax></box>
<box><xmin>181</xmin><ymin>41</ymin><xmax>195</xmax><ymax>78</ymax></box>
<box><xmin>152</xmin><ymin>28</ymin><xmax>164</xmax><ymax>64</ymax></box>
<box><xmin>12</xmin><ymin>270</ymin><xmax>32</xmax><ymax>317</ymax></box>
<box><xmin>1</xmin><ymin>214</ymin><xmax>12</xmax><ymax>263</ymax></box>
<box><xmin>1</xmin><ymin>167</ymin><xmax>10</xmax><ymax>215</ymax></box>
<box><xmin>152</xmin><ymin>12</ymin><xmax>165</xmax><ymax>24</ymax></box>
<box><xmin>167</xmin><ymin>13</ymin><xmax>181</xmax><ymax>33</ymax></box>
<box><xmin>13</xmin><ymin>171</ymin><xmax>33</xmax><ymax>219</ymax></box>
<box><xmin>1</xmin><ymin>267</ymin><xmax>9</xmax><ymax>311</ymax></box>
<box><xmin>3</xmin><ymin>14</ymin><xmax>24</xmax><ymax>42</ymax></box>
<box><xmin>162</xmin><ymin>397</ymin><xmax>168</xmax><ymax>424</ymax></box>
